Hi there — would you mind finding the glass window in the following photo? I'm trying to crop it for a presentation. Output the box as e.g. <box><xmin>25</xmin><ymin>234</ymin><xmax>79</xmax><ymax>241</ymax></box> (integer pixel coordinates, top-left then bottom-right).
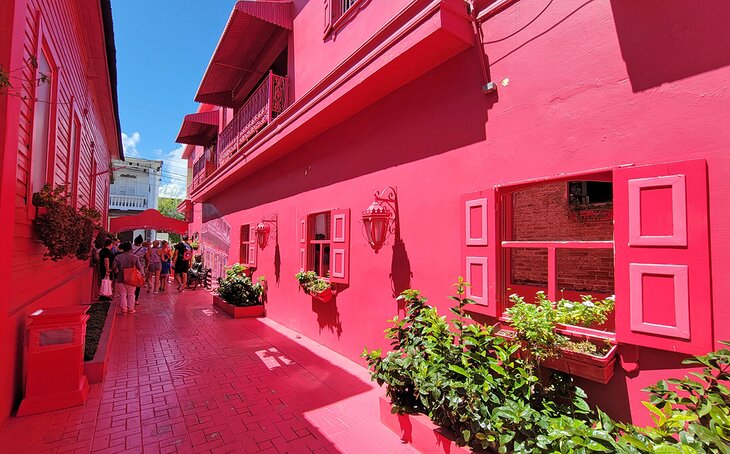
<box><xmin>308</xmin><ymin>212</ymin><xmax>331</xmax><ymax>277</ymax></box>
<box><xmin>30</xmin><ymin>49</ymin><xmax>54</xmax><ymax>195</ymax></box>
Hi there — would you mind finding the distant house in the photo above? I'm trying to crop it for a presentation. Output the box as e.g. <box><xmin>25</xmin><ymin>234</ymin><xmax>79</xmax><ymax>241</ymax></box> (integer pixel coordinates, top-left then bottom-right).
<box><xmin>0</xmin><ymin>0</ymin><xmax>121</xmax><ymax>425</ymax></box>
<box><xmin>109</xmin><ymin>157</ymin><xmax>163</xmax><ymax>242</ymax></box>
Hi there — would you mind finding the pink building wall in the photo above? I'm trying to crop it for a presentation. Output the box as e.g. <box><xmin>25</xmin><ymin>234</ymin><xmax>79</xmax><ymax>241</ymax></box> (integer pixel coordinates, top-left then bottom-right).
<box><xmin>0</xmin><ymin>0</ymin><xmax>120</xmax><ymax>425</ymax></box>
<box><xmin>184</xmin><ymin>0</ymin><xmax>730</xmax><ymax>425</ymax></box>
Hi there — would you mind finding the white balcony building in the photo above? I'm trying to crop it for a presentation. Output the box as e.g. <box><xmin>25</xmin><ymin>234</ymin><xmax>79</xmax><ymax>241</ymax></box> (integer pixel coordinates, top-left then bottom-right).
<box><xmin>108</xmin><ymin>157</ymin><xmax>163</xmax><ymax>242</ymax></box>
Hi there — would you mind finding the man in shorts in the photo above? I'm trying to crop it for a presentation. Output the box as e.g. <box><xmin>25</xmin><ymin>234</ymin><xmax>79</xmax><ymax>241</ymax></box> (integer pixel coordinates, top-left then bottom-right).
<box><xmin>173</xmin><ymin>234</ymin><xmax>193</xmax><ymax>292</ymax></box>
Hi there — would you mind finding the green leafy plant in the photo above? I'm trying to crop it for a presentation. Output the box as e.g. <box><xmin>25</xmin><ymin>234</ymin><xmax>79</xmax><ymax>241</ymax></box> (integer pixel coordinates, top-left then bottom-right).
<box><xmin>295</xmin><ymin>271</ymin><xmax>330</xmax><ymax>294</ymax></box>
<box><xmin>506</xmin><ymin>292</ymin><xmax>615</xmax><ymax>363</ymax></box>
<box><xmin>225</xmin><ymin>262</ymin><xmax>248</xmax><ymax>278</ymax></box>
<box><xmin>216</xmin><ymin>264</ymin><xmax>263</xmax><ymax>307</ymax></box>
<box><xmin>32</xmin><ymin>184</ymin><xmax>101</xmax><ymax>261</ymax></box>
<box><xmin>364</xmin><ymin>279</ymin><xmax>603</xmax><ymax>452</ymax></box>
<box><xmin>618</xmin><ymin>343</ymin><xmax>730</xmax><ymax>453</ymax></box>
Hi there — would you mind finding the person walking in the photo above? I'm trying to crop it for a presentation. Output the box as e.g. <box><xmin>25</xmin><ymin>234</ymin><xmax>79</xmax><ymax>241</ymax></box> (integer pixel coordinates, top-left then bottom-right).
<box><xmin>172</xmin><ymin>234</ymin><xmax>193</xmax><ymax>292</ymax></box>
<box><xmin>159</xmin><ymin>240</ymin><xmax>172</xmax><ymax>292</ymax></box>
<box><xmin>111</xmin><ymin>242</ymin><xmax>144</xmax><ymax>315</ymax></box>
<box><xmin>132</xmin><ymin>235</ymin><xmax>147</xmax><ymax>303</ymax></box>
<box><xmin>98</xmin><ymin>239</ymin><xmax>113</xmax><ymax>301</ymax></box>
<box><xmin>145</xmin><ymin>240</ymin><xmax>162</xmax><ymax>293</ymax></box>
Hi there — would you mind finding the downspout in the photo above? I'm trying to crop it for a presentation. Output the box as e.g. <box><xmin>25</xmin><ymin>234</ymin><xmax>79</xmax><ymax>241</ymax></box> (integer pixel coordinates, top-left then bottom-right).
<box><xmin>466</xmin><ymin>0</ymin><xmax>497</xmax><ymax>94</ymax></box>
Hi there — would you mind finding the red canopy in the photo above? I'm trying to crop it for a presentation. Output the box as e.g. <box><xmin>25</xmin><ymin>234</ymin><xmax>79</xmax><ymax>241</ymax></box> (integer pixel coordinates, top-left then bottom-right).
<box><xmin>175</xmin><ymin>110</ymin><xmax>219</xmax><ymax>146</ymax></box>
<box><xmin>195</xmin><ymin>0</ymin><xmax>293</xmax><ymax>107</ymax></box>
<box><xmin>109</xmin><ymin>209</ymin><xmax>189</xmax><ymax>234</ymax></box>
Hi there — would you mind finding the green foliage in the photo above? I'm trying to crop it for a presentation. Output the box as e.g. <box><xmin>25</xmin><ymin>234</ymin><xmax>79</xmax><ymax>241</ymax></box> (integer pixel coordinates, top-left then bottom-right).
<box><xmin>32</xmin><ymin>184</ymin><xmax>101</xmax><ymax>261</ymax></box>
<box><xmin>216</xmin><ymin>264</ymin><xmax>263</xmax><ymax>307</ymax></box>
<box><xmin>506</xmin><ymin>292</ymin><xmax>615</xmax><ymax>363</ymax></box>
<box><xmin>0</xmin><ymin>65</ymin><xmax>10</xmax><ymax>90</ymax></box>
<box><xmin>225</xmin><ymin>263</ymin><xmax>248</xmax><ymax>278</ymax></box>
<box><xmin>363</xmin><ymin>282</ymin><xmax>730</xmax><ymax>453</ymax></box>
<box><xmin>617</xmin><ymin>343</ymin><xmax>730</xmax><ymax>453</ymax></box>
<box><xmin>295</xmin><ymin>271</ymin><xmax>330</xmax><ymax>293</ymax></box>
<box><xmin>364</xmin><ymin>278</ymin><xmax>603</xmax><ymax>452</ymax></box>
<box><xmin>157</xmin><ymin>197</ymin><xmax>185</xmax><ymax>220</ymax></box>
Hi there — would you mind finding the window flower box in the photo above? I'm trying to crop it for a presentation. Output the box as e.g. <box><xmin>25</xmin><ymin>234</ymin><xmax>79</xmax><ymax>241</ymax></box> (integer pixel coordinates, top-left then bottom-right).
<box><xmin>308</xmin><ymin>287</ymin><xmax>334</xmax><ymax>303</ymax></box>
<box><xmin>496</xmin><ymin>327</ymin><xmax>617</xmax><ymax>384</ymax></box>
<box><xmin>213</xmin><ymin>295</ymin><xmax>265</xmax><ymax>319</ymax></box>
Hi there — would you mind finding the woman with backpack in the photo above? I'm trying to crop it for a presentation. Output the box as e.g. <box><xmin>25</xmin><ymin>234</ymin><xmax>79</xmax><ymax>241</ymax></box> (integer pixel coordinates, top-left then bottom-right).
<box><xmin>111</xmin><ymin>242</ymin><xmax>145</xmax><ymax>315</ymax></box>
<box><xmin>159</xmin><ymin>240</ymin><xmax>172</xmax><ymax>292</ymax></box>
<box><xmin>172</xmin><ymin>234</ymin><xmax>193</xmax><ymax>292</ymax></box>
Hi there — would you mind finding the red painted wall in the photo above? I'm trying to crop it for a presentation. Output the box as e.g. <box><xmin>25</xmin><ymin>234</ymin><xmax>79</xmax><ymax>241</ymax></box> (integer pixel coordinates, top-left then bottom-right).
<box><xmin>187</xmin><ymin>0</ymin><xmax>730</xmax><ymax>426</ymax></box>
<box><xmin>0</xmin><ymin>0</ymin><xmax>118</xmax><ymax>425</ymax></box>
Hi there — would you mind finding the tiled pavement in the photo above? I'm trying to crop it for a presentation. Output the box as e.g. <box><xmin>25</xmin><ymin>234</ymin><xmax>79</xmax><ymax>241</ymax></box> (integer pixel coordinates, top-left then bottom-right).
<box><xmin>0</xmin><ymin>290</ymin><xmax>416</xmax><ymax>454</ymax></box>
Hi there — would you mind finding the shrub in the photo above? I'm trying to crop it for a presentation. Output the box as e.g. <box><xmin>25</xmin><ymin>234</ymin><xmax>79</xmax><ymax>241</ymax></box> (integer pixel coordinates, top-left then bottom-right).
<box><xmin>33</xmin><ymin>184</ymin><xmax>101</xmax><ymax>261</ymax></box>
<box><xmin>365</xmin><ymin>280</ymin><xmax>730</xmax><ymax>453</ymax></box>
<box><xmin>216</xmin><ymin>265</ymin><xmax>263</xmax><ymax>307</ymax></box>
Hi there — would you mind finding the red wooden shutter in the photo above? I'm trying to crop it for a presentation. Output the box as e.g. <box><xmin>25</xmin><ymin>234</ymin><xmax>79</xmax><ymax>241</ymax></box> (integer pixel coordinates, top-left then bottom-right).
<box><xmin>330</xmin><ymin>209</ymin><xmax>350</xmax><ymax>284</ymax></box>
<box><xmin>461</xmin><ymin>189</ymin><xmax>498</xmax><ymax>317</ymax></box>
<box><xmin>299</xmin><ymin>216</ymin><xmax>307</xmax><ymax>272</ymax></box>
<box><xmin>247</xmin><ymin>223</ymin><xmax>258</xmax><ymax>268</ymax></box>
<box><xmin>614</xmin><ymin>159</ymin><xmax>711</xmax><ymax>355</ymax></box>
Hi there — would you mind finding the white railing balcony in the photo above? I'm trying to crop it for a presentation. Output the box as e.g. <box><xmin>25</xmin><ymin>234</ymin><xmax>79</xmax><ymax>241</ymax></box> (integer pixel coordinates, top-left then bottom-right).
<box><xmin>109</xmin><ymin>194</ymin><xmax>148</xmax><ymax>210</ymax></box>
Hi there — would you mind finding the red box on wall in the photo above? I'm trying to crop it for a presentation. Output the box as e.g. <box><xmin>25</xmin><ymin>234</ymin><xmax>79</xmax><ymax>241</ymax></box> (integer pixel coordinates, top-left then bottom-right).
<box><xmin>16</xmin><ymin>306</ymin><xmax>90</xmax><ymax>417</ymax></box>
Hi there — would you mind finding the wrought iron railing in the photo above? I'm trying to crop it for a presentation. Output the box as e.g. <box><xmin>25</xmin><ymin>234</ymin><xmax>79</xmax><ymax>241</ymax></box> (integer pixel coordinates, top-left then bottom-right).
<box><xmin>217</xmin><ymin>71</ymin><xmax>288</xmax><ymax>168</ymax></box>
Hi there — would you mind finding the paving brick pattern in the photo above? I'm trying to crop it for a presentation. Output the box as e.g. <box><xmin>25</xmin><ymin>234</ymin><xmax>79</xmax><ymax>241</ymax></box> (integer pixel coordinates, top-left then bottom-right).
<box><xmin>0</xmin><ymin>291</ymin><xmax>416</xmax><ymax>454</ymax></box>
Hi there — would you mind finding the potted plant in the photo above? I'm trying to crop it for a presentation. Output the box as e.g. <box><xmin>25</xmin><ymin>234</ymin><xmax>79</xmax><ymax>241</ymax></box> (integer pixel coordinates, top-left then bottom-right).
<box><xmin>502</xmin><ymin>292</ymin><xmax>617</xmax><ymax>383</ymax></box>
<box><xmin>295</xmin><ymin>271</ymin><xmax>333</xmax><ymax>303</ymax></box>
<box><xmin>213</xmin><ymin>265</ymin><xmax>265</xmax><ymax>318</ymax></box>
<box><xmin>32</xmin><ymin>184</ymin><xmax>101</xmax><ymax>261</ymax></box>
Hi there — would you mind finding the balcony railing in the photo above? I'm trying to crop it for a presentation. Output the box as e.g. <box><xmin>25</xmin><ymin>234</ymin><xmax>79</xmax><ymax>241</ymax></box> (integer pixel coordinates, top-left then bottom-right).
<box><xmin>217</xmin><ymin>71</ymin><xmax>288</xmax><ymax>168</ymax></box>
<box><xmin>110</xmin><ymin>194</ymin><xmax>148</xmax><ymax>210</ymax></box>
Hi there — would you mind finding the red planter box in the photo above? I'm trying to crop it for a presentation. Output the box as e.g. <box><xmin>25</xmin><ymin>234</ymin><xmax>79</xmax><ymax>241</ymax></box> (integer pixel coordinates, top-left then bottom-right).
<box><xmin>496</xmin><ymin>327</ymin><xmax>617</xmax><ymax>384</ymax></box>
<box><xmin>84</xmin><ymin>301</ymin><xmax>117</xmax><ymax>384</ymax></box>
<box><xmin>379</xmin><ymin>396</ymin><xmax>471</xmax><ymax>454</ymax></box>
<box><xmin>311</xmin><ymin>287</ymin><xmax>333</xmax><ymax>303</ymax></box>
<box><xmin>213</xmin><ymin>295</ymin><xmax>265</xmax><ymax>318</ymax></box>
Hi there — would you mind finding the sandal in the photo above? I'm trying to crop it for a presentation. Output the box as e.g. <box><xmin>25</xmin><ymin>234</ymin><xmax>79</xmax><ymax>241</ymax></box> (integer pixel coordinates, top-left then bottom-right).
<box><xmin>120</xmin><ymin>310</ymin><xmax>128</xmax><ymax>315</ymax></box>
<box><xmin>128</xmin><ymin>309</ymin><xmax>136</xmax><ymax>314</ymax></box>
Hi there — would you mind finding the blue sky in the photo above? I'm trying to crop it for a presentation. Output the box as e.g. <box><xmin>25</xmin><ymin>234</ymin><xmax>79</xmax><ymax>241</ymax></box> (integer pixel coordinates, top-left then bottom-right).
<box><xmin>112</xmin><ymin>1</ymin><xmax>233</xmax><ymax>198</ymax></box>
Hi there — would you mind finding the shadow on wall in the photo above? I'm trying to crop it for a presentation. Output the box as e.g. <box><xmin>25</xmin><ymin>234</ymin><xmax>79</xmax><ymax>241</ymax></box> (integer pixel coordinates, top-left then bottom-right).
<box><xmin>207</xmin><ymin>49</ymin><xmax>491</xmax><ymax>215</ymax></box>
<box><xmin>611</xmin><ymin>0</ymin><xmax>730</xmax><ymax>92</ymax></box>
<box><xmin>312</xmin><ymin>297</ymin><xmax>343</xmax><ymax>339</ymax></box>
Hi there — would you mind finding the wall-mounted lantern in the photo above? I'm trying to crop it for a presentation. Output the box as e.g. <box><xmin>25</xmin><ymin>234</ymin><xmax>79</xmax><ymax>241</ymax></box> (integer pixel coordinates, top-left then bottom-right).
<box><xmin>362</xmin><ymin>187</ymin><xmax>398</xmax><ymax>253</ymax></box>
<box><xmin>255</xmin><ymin>215</ymin><xmax>278</xmax><ymax>249</ymax></box>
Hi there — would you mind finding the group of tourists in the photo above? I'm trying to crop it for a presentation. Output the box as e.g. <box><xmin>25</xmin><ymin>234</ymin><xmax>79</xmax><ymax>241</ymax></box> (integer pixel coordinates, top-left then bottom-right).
<box><xmin>97</xmin><ymin>234</ymin><xmax>195</xmax><ymax>314</ymax></box>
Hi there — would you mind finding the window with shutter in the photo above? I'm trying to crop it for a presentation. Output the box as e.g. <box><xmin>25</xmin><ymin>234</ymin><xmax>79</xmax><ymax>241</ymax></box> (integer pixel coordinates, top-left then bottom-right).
<box><xmin>614</xmin><ymin>159</ymin><xmax>711</xmax><ymax>355</ymax></box>
<box><xmin>240</xmin><ymin>224</ymin><xmax>253</xmax><ymax>267</ymax></box>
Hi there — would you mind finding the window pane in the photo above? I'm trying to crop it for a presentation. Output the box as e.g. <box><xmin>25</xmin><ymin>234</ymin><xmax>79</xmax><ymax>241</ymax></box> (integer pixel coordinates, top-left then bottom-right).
<box><xmin>322</xmin><ymin>244</ymin><xmax>330</xmax><ymax>278</ymax></box>
<box><xmin>556</xmin><ymin>248</ymin><xmax>614</xmax><ymax>296</ymax></box>
<box><xmin>510</xmin><ymin>180</ymin><xmax>613</xmax><ymax>241</ymax></box>
<box><xmin>312</xmin><ymin>213</ymin><xmax>331</xmax><ymax>240</ymax></box>
<box><xmin>507</xmin><ymin>248</ymin><xmax>547</xmax><ymax>306</ymax></box>
<box><xmin>311</xmin><ymin>244</ymin><xmax>322</xmax><ymax>276</ymax></box>
<box><xmin>241</xmin><ymin>225</ymin><xmax>250</xmax><ymax>242</ymax></box>
<box><xmin>31</xmin><ymin>50</ymin><xmax>52</xmax><ymax>193</ymax></box>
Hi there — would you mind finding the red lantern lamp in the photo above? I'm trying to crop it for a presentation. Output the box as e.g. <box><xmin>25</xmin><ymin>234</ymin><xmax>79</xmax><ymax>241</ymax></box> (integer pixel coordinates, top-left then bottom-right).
<box><xmin>255</xmin><ymin>222</ymin><xmax>271</xmax><ymax>249</ymax></box>
<box><xmin>255</xmin><ymin>215</ymin><xmax>277</xmax><ymax>249</ymax></box>
<box><xmin>361</xmin><ymin>187</ymin><xmax>398</xmax><ymax>253</ymax></box>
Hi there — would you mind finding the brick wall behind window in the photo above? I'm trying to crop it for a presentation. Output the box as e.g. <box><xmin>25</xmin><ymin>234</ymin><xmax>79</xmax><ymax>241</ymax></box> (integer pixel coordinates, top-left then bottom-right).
<box><xmin>510</xmin><ymin>182</ymin><xmax>614</xmax><ymax>294</ymax></box>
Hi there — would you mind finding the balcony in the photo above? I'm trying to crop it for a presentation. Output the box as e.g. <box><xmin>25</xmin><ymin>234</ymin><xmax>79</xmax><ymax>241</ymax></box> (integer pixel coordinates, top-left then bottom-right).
<box><xmin>217</xmin><ymin>71</ymin><xmax>288</xmax><ymax>167</ymax></box>
<box><xmin>110</xmin><ymin>194</ymin><xmax>148</xmax><ymax>211</ymax></box>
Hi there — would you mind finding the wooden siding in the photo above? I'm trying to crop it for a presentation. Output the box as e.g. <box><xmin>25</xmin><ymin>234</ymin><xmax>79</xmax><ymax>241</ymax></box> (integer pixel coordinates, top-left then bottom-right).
<box><xmin>10</xmin><ymin>0</ymin><xmax>113</xmax><ymax>315</ymax></box>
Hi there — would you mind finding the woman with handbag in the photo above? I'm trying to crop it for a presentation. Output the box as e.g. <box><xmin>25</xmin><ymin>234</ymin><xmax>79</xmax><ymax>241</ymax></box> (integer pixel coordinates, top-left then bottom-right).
<box><xmin>111</xmin><ymin>242</ymin><xmax>145</xmax><ymax>315</ymax></box>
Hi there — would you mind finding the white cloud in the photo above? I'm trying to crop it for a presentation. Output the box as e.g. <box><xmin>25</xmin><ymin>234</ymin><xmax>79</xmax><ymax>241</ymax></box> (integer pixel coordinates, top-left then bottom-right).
<box><xmin>121</xmin><ymin>132</ymin><xmax>141</xmax><ymax>157</ymax></box>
